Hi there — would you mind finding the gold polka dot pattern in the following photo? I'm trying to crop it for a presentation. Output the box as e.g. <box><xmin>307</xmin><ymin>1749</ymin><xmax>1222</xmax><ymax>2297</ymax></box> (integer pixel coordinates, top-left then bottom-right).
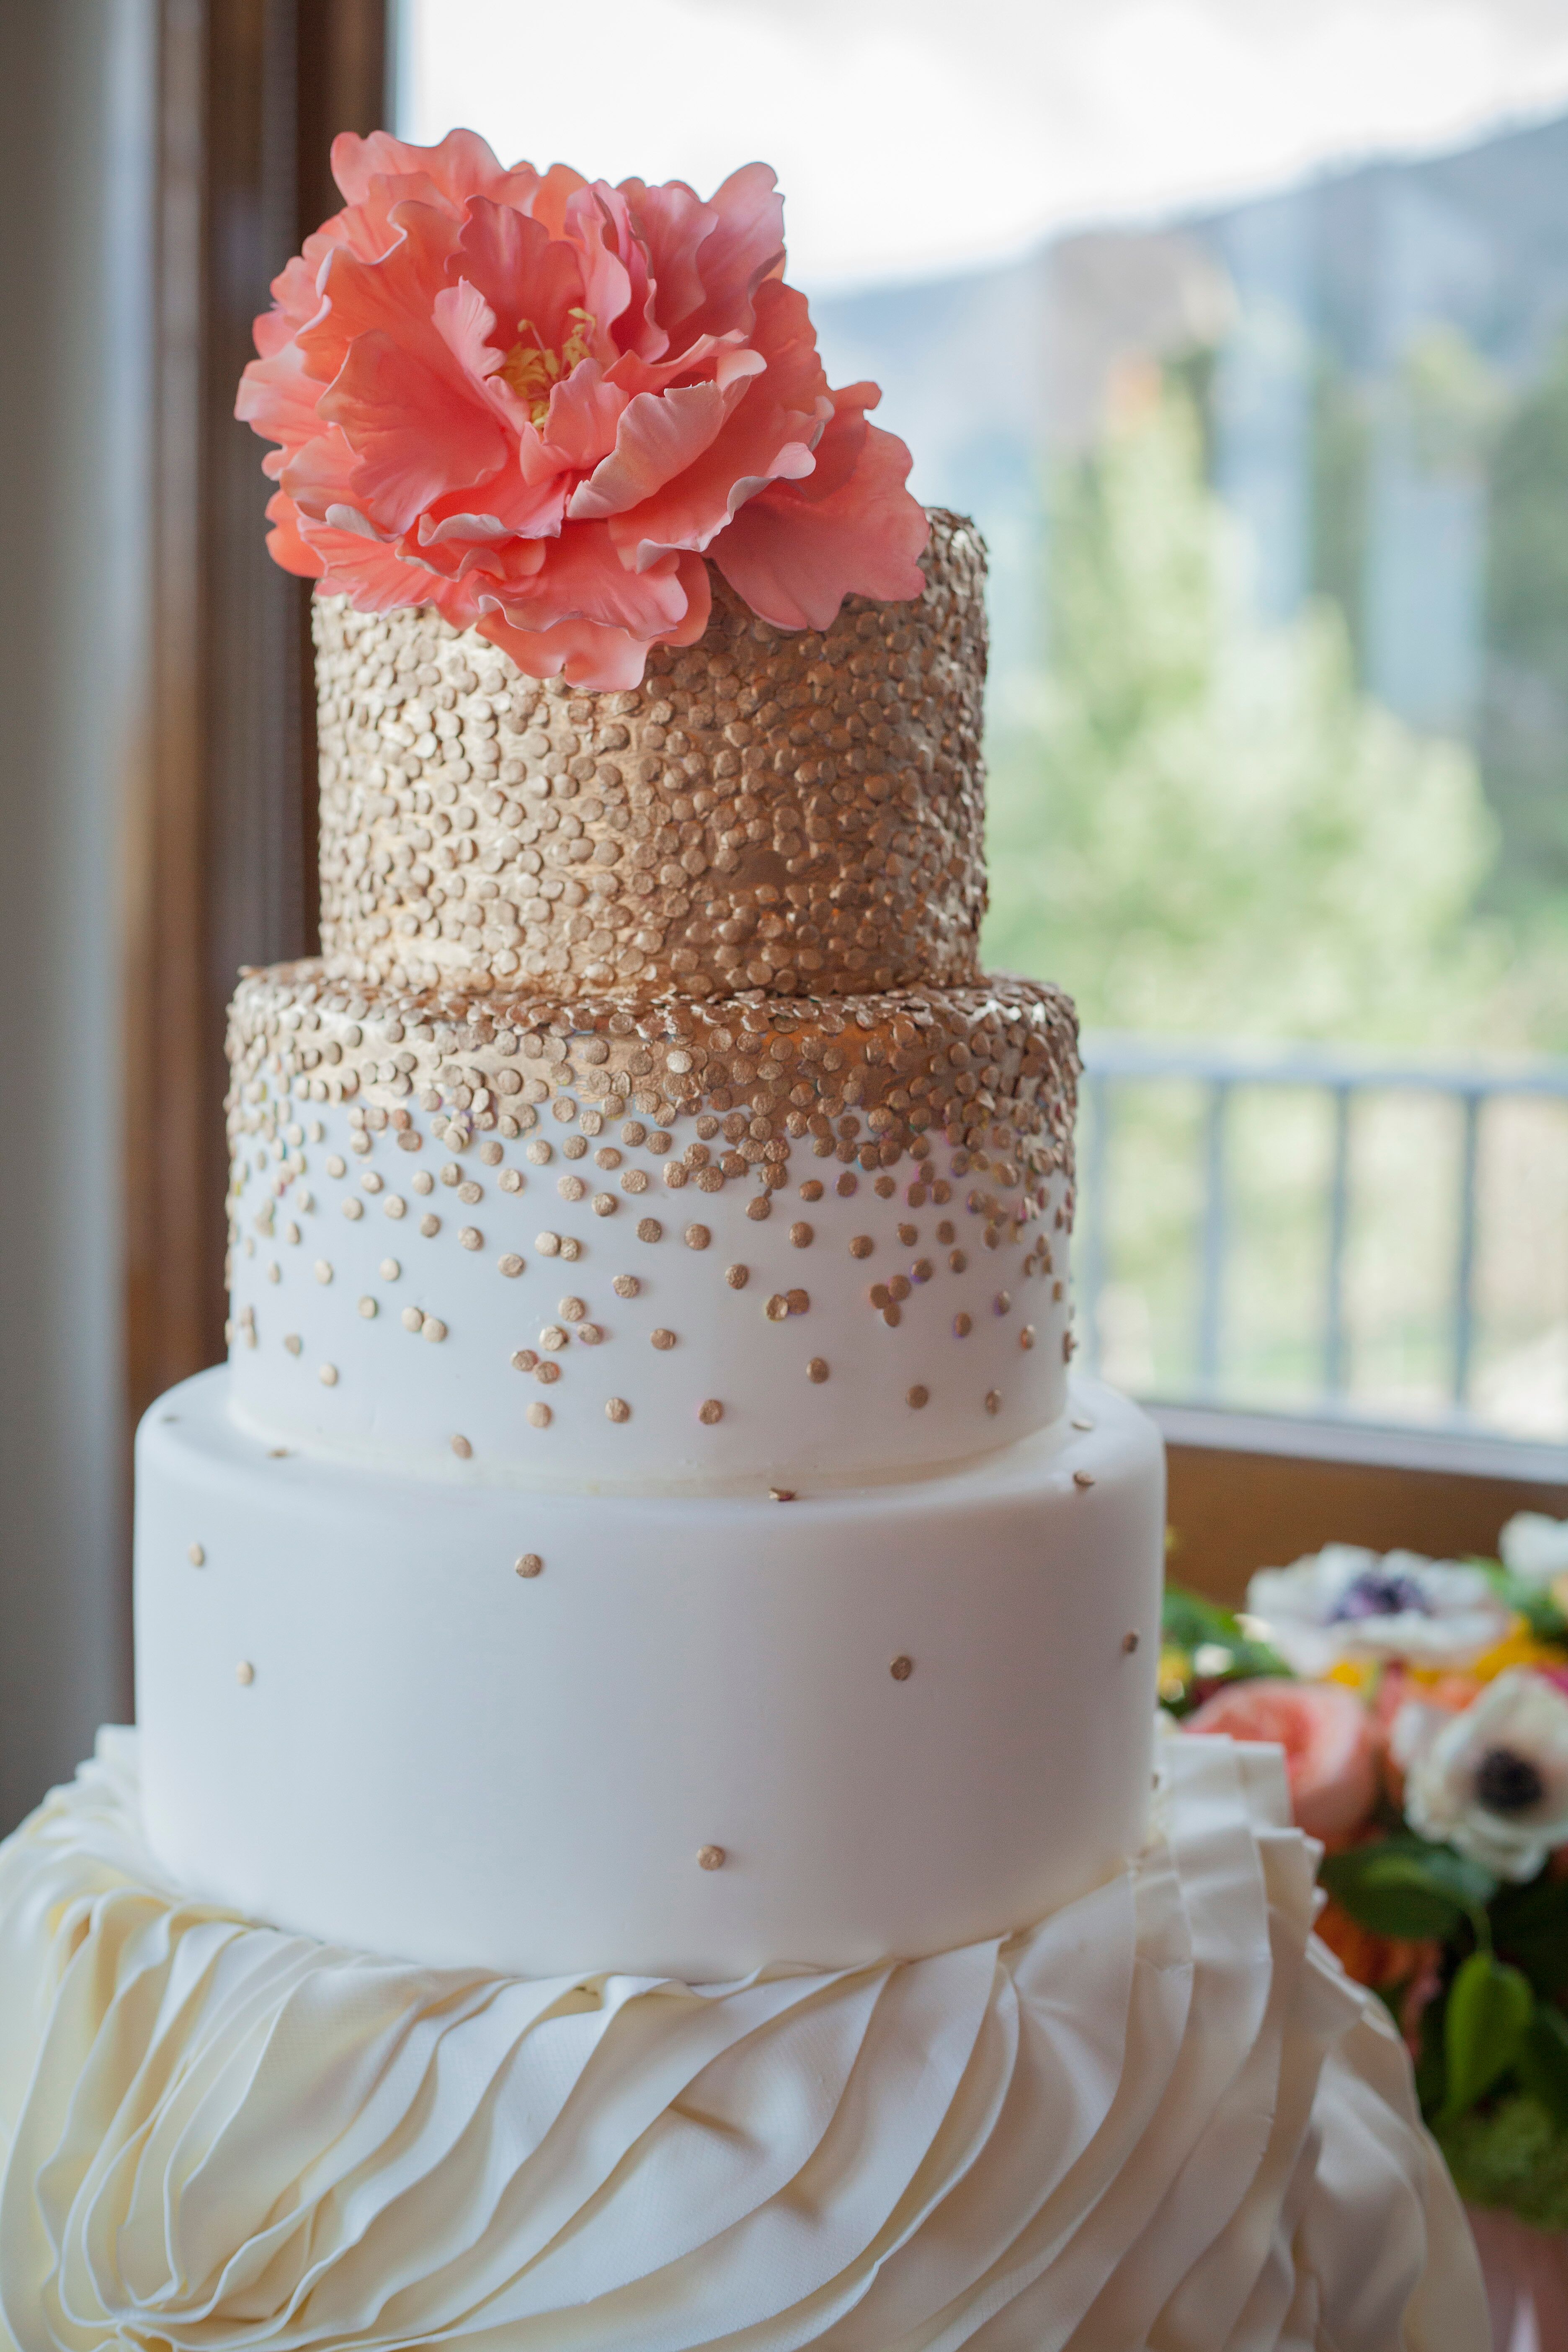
<box><xmin>312</xmin><ymin>512</ymin><xmax>987</xmax><ymax>1004</ymax></box>
<box><xmin>227</xmin><ymin>965</ymin><xmax>1078</xmax><ymax>1199</ymax></box>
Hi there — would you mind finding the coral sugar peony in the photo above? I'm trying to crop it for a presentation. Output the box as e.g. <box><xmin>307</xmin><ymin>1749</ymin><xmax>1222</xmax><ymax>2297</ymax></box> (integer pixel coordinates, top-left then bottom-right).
<box><xmin>1184</xmin><ymin>1677</ymin><xmax>1379</xmax><ymax>1844</ymax></box>
<box><xmin>237</xmin><ymin>130</ymin><xmax>928</xmax><ymax>689</ymax></box>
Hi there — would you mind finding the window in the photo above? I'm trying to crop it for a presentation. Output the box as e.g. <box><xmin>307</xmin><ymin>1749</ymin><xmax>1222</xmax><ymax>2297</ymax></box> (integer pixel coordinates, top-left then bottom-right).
<box><xmin>401</xmin><ymin>0</ymin><xmax>1568</xmax><ymax>1460</ymax></box>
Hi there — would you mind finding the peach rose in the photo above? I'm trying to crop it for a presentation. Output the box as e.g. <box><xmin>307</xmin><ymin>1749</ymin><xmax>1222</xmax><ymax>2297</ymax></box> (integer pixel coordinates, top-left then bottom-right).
<box><xmin>237</xmin><ymin>130</ymin><xmax>928</xmax><ymax>689</ymax></box>
<box><xmin>1185</xmin><ymin>1678</ymin><xmax>1378</xmax><ymax>1844</ymax></box>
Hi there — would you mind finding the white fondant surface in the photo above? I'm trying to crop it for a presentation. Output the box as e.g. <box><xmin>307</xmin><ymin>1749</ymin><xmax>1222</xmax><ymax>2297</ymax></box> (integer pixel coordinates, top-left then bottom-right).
<box><xmin>0</xmin><ymin>1729</ymin><xmax>1485</xmax><ymax>2352</ymax></box>
<box><xmin>227</xmin><ymin>1096</ymin><xmax>1070</xmax><ymax>1488</ymax></box>
<box><xmin>134</xmin><ymin>1370</ymin><xmax>1161</xmax><ymax>1980</ymax></box>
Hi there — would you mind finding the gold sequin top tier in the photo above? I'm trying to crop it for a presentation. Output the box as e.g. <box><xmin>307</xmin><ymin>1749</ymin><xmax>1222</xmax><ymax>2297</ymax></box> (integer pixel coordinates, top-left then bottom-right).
<box><xmin>314</xmin><ymin>510</ymin><xmax>987</xmax><ymax>1004</ymax></box>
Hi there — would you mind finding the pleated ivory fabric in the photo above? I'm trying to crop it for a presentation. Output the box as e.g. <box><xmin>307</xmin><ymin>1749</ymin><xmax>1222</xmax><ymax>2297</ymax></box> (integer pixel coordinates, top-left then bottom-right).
<box><xmin>0</xmin><ymin>1730</ymin><xmax>1487</xmax><ymax>2351</ymax></box>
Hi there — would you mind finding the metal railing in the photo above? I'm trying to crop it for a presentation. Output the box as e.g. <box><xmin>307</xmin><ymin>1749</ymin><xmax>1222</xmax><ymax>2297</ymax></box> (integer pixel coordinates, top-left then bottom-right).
<box><xmin>1077</xmin><ymin>1033</ymin><xmax>1568</xmax><ymax>1421</ymax></box>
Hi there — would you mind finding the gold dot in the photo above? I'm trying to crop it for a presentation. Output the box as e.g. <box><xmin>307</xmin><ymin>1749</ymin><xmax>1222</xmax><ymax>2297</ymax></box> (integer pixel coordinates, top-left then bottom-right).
<box><xmin>380</xmin><ymin>1257</ymin><xmax>401</xmax><ymax>1279</ymax></box>
<box><xmin>769</xmin><ymin>1486</ymin><xmax>797</xmax><ymax>1501</ymax></box>
<box><xmin>993</xmin><ymin>1291</ymin><xmax>1012</xmax><ymax>1316</ymax></box>
<box><xmin>527</xmin><ymin>1401</ymin><xmax>552</xmax><ymax>1428</ymax></box>
<box><xmin>606</xmin><ymin>1396</ymin><xmax>631</xmax><ymax>1422</ymax></box>
<box><xmin>651</xmin><ymin>1327</ymin><xmax>676</xmax><ymax>1349</ymax></box>
<box><xmin>745</xmin><ymin>1196</ymin><xmax>771</xmax><ymax>1221</ymax></box>
<box><xmin>537</xmin><ymin>1230</ymin><xmax>561</xmax><ymax>1256</ymax></box>
<box><xmin>451</xmin><ymin>1434</ymin><xmax>472</xmax><ymax>1460</ymax></box>
<box><xmin>984</xmin><ymin>1389</ymin><xmax>1001</xmax><ymax>1414</ymax></box>
<box><xmin>953</xmin><ymin>1312</ymin><xmax>972</xmax><ymax>1337</ymax></box>
<box><xmin>592</xmin><ymin>1193</ymin><xmax>616</xmax><ymax>1217</ymax></box>
<box><xmin>789</xmin><ymin>1221</ymin><xmax>813</xmax><ymax>1248</ymax></box>
<box><xmin>314</xmin><ymin>1259</ymin><xmax>333</xmax><ymax>1284</ymax></box>
<box><xmin>498</xmin><ymin>1252</ymin><xmax>524</xmax><ymax>1277</ymax></box>
<box><xmin>422</xmin><ymin>1316</ymin><xmax>447</xmax><ymax>1343</ymax></box>
<box><xmin>460</xmin><ymin>1225</ymin><xmax>482</xmax><ymax>1250</ymax></box>
<box><xmin>1122</xmin><ymin>1631</ymin><xmax>1140</xmax><ymax>1653</ymax></box>
<box><xmin>888</xmin><ymin>1275</ymin><xmax>911</xmax><ymax>1302</ymax></box>
<box><xmin>849</xmin><ymin>1235</ymin><xmax>872</xmax><ymax>1259</ymax></box>
<box><xmin>1073</xmin><ymin>1469</ymin><xmax>1096</xmax><ymax>1489</ymax></box>
<box><xmin>188</xmin><ymin>1542</ymin><xmax>205</xmax><ymax>1567</ymax></box>
<box><xmin>516</xmin><ymin>1553</ymin><xmax>543</xmax><ymax>1578</ymax></box>
<box><xmin>284</xmin><ymin>1333</ymin><xmax>302</xmax><ymax>1355</ymax></box>
<box><xmin>907</xmin><ymin>1384</ymin><xmax>929</xmax><ymax>1409</ymax></box>
<box><xmin>766</xmin><ymin>1293</ymin><xmax>789</xmax><ymax>1322</ymax></box>
<box><xmin>1019</xmin><ymin>1324</ymin><xmax>1035</xmax><ymax>1350</ymax></box>
<box><xmin>637</xmin><ymin>1217</ymin><xmax>663</xmax><ymax>1242</ymax></box>
<box><xmin>807</xmin><ymin>1357</ymin><xmax>829</xmax><ymax>1382</ymax></box>
<box><xmin>698</xmin><ymin>1397</ymin><xmax>724</xmax><ymax>1424</ymax></box>
<box><xmin>949</xmin><ymin>1249</ymin><xmax>967</xmax><ymax>1272</ymax></box>
<box><xmin>1072</xmin><ymin>1416</ymin><xmax>1094</xmax><ymax>1431</ymax></box>
<box><xmin>725</xmin><ymin>1263</ymin><xmax>748</xmax><ymax>1289</ymax></box>
<box><xmin>400</xmin><ymin>1305</ymin><xmax>423</xmax><ymax>1331</ymax></box>
<box><xmin>559</xmin><ymin>1295</ymin><xmax>586</xmax><ymax>1322</ymax></box>
<box><xmin>684</xmin><ymin>1222</ymin><xmax>711</xmax><ymax>1250</ymax></box>
<box><xmin>799</xmin><ymin>1179</ymin><xmax>823</xmax><ymax>1201</ymax></box>
<box><xmin>358</xmin><ymin>1295</ymin><xmax>377</xmax><ymax>1319</ymax></box>
<box><xmin>869</xmin><ymin>1283</ymin><xmax>890</xmax><ymax>1308</ymax></box>
<box><xmin>697</xmin><ymin>1844</ymin><xmax>725</xmax><ymax>1871</ymax></box>
<box><xmin>890</xmin><ymin>1654</ymin><xmax>913</xmax><ymax>1681</ymax></box>
<box><xmin>883</xmin><ymin>1302</ymin><xmax>902</xmax><ymax>1328</ymax></box>
<box><xmin>319</xmin><ymin>1363</ymin><xmax>338</xmax><ymax>1387</ymax></box>
<box><xmin>235</xmin><ymin>1661</ymin><xmax>255</xmax><ymax>1687</ymax></box>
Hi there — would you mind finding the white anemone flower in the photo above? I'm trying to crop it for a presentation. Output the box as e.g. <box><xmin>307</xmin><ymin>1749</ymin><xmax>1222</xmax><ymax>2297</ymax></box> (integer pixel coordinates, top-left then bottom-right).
<box><xmin>1498</xmin><ymin>1511</ymin><xmax>1568</xmax><ymax>1586</ymax></box>
<box><xmin>1244</xmin><ymin>1543</ymin><xmax>1511</xmax><ymax>1679</ymax></box>
<box><xmin>1396</xmin><ymin>1669</ymin><xmax>1568</xmax><ymax>1881</ymax></box>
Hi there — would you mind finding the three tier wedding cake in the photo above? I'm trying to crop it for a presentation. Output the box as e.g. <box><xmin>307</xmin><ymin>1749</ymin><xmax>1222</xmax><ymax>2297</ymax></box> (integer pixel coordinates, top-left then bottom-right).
<box><xmin>0</xmin><ymin>132</ymin><xmax>1485</xmax><ymax>2350</ymax></box>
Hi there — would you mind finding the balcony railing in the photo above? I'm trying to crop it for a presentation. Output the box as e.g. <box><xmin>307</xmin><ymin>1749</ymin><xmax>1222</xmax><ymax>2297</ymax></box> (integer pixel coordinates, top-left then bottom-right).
<box><xmin>1077</xmin><ymin>1033</ymin><xmax>1568</xmax><ymax>1436</ymax></box>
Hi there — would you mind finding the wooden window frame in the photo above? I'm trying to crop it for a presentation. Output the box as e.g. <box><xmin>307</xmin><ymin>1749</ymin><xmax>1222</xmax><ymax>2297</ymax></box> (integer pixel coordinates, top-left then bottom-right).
<box><xmin>126</xmin><ymin>0</ymin><xmax>388</xmax><ymax>1440</ymax></box>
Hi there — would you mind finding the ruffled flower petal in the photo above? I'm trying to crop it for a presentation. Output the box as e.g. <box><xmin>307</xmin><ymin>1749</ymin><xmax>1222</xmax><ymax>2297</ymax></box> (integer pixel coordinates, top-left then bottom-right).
<box><xmin>237</xmin><ymin>135</ymin><xmax>926</xmax><ymax>685</ymax></box>
<box><xmin>713</xmin><ymin>414</ymin><xmax>930</xmax><ymax>629</ymax></box>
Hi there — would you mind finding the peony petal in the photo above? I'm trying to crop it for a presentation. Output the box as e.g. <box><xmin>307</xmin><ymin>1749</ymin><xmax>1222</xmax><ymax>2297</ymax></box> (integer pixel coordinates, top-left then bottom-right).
<box><xmin>235</xmin><ymin>341</ymin><xmax>325</xmax><ymax>454</ymax></box>
<box><xmin>520</xmin><ymin>161</ymin><xmax>590</xmax><ymax>240</ymax></box>
<box><xmin>487</xmin><ymin>518</ymin><xmax>694</xmax><ymax>637</ymax></box>
<box><xmin>296</xmin><ymin>200</ymin><xmax>464</xmax><ymax>387</ymax></box>
<box><xmin>278</xmin><ymin>422</ymin><xmax>361</xmax><ymax>522</ymax></box>
<box><xmin>567</xmin><ymin>381</ymin><xmax>740</xmax><ymax>522</ymax></box>
<box><xmin>317</xmin><ymin>330</ymin><xmax>507</xmax><ymax>536</ymax></box>
<box><xmin>451</xmin><ymin>199</ymin><xmax>589</xmax><ymax>363</ymax></box>
<box><xmin>712</xmin><ymin>417</ymin><xmax>927</xmax><ymax>630</ymax></box>
<box><xmin>561</xmin><ymin>184</ymin><xmax>637</xmax><ymax>351</ymax></box>
<box><xmin>475</xmin><ymin>611</ymin><xmax>657</xmax><ymax>691</ymax></box>
<box><xmin>618</xmin><ymin>176</ymin><xmax>716</xmax><ymax>353</ymax></box>
<box><xmin>262</xmin><ymin>491</ymin><xmax>323</xmax><ymax>578</ymax></box>
<box><xmin>536</xmin><ymin>359</ymin><xmax>630</xmax><ymax>477</ymax></box>
<box><xmin>678</xmin><ymin>162</ymin><xmax>786</xmax><ymax>342</ymax></box>
<box><xmin>330</xmin><ymin>127</ymin><xmax>519</xmax><ymax>213</ymax></box>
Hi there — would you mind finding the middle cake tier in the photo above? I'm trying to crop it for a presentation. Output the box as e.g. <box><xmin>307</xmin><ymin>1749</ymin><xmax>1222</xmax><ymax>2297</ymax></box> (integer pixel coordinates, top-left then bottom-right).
<box><xmin>228</xmin><ymin>967</ymin><xmax>1078</xmax><ymax>1484</ymax></box>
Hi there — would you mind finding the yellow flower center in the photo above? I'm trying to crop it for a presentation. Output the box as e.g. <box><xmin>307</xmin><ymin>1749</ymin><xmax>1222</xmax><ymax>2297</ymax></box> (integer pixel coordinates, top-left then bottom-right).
<box><xmin>499</xmin><ymin>308</ymin><xmax>596</xmax><ymax>427</ymax></box>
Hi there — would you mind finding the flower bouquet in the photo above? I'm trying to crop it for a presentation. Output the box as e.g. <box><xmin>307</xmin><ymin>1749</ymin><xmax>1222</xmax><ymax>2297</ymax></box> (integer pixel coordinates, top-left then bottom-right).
<box><xmin>1163</xmin><ymin>1517</ymin><xmax>1568</xmax><ymax>2333</ymax></box>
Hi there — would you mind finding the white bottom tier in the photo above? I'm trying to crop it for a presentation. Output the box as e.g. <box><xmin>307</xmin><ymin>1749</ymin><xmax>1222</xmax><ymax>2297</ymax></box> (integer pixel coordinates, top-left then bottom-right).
<box><xmin>134</xmin><ymin>1371</ymin><xmax>1162</xmax><ymax>1980</ymax></box>
<box><xmin>0</xmin><ymin>1731</ymin><xmax>1484</xmax><ymax>2352</ymax></box>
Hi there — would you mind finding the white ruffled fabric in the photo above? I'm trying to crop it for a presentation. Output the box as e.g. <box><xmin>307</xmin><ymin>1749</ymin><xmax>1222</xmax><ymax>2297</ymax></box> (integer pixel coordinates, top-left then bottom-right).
<box><xmin>0</xmin><ymin>1730</ymin><xmax>1485</xmax><ymax>2352</ymax></box>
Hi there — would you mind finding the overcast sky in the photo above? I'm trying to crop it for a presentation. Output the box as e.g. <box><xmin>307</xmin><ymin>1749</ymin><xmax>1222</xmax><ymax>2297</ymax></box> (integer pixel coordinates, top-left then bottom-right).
<box><xmin>399</xmin><ymin>0</ymin><xmax>1568</xmax><ymax>287</ymax></box>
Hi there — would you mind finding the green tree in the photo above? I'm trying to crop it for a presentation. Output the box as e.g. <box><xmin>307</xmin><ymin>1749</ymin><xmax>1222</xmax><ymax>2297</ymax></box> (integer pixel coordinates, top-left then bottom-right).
<box><xmin>983</xmin><ymin>376</ymin><xmax>1510</xmax><ymax>1048</ymax></box>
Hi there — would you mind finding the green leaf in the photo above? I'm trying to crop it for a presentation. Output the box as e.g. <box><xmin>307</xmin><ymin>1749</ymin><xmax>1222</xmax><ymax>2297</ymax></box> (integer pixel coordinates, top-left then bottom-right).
<box><xmin>1320</xmin><ymin>1841</ymin><xmax>1496</xmax><ymax>1942</ymax></box>
<box><xmin>1491</xmin><ymin>1873</ymin><xmax>1568</xmax><ymax>1994</ymax></box>
<box><xmin>1443</xmin><ymin>1952</ymin><xmax>1534</xmax><ymax>2122</ymax></box>
<box><xmin>1518</xmin><ymin>2004</ymin><xmax>1568</xmax><ymax>2128</ymax></box>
